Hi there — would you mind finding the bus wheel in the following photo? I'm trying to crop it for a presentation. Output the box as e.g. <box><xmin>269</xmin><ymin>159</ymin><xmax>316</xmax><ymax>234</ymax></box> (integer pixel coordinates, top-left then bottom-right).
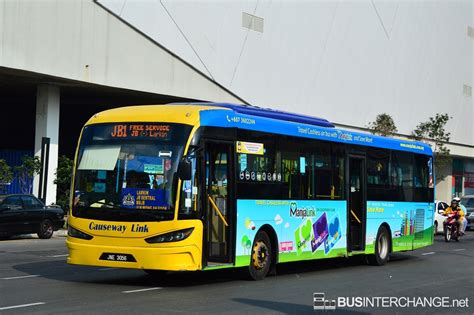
<box><xmin>367</xmin><ymin>226</ymin><xmax>390</xmax><ymax>266</ymax></box>
<box><xmin>37</xmin><ymin>219</ymin><xmax>54</xmax><ymax>239</ymax></box>
<box><xmin>248</xmin><ymin>231</ymin><xmax>272</xmax><ymax>280</ymax></box>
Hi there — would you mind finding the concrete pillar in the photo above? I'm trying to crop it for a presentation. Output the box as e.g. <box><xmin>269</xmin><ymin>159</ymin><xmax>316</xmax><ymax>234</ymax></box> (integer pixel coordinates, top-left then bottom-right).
<box><xmin>33</xmin><ymin>85</ymin><xmax>60</xmax><ymax>205</ymax></box>
<box><xmin>435</xmin><ymin>162</ymin><xmax>453</xmax><ymax>202</ymax></box>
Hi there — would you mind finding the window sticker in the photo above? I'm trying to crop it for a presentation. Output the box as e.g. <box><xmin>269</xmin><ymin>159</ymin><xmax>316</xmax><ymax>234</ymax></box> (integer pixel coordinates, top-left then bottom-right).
<box><xmin>120</xmin><ymin>188</ymin><xmax>168</xmax><ymax>210</ymax></box>
<box><xmin>94</xmin><ymin>182</ymin><xmax>106</xmax><ymax>193</ymax></box>
<box><xmin>78</xmin><ymin>145</ymin><xmax>121</xmax><ymax>171</ymax></box>
<box><xmin>185</xmin><ymin>198</ymin><xmax>192</xmax><ymax>208</ymax></box>
<box><xmin>236</xmin><ymin>141</ymin><xmax>264</xmax><ymax>155</ymax></box>
<box><xmin>299</xmin><ymin>157</ymin><xmax>306</xmax><ymax>174</ymax></box>
<box><xmin>86</xmin><ymin>182</ymin><xmax>93</xmax><ymax>192</ymax></box>
<box><xmin>97</xmin><ymin>170</ymin><xmax>107</xmax><ymax>180</ymax></box>
<box><xmin>240</xmin><ymin>154</ymin><xmax>248</xmax><ymax>171</ymax></box>
<box><xmin>144</xmin><ymin>162</ymin><xmax>164</xmax><ymax>174</ymax></box>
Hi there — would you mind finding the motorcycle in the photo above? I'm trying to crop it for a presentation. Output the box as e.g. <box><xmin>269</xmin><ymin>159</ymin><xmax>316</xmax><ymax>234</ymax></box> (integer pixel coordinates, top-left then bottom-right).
<box><xmin>443</xmin><ymin>213</ymin><xmax>461</xmax><ymax>242</ymax></box>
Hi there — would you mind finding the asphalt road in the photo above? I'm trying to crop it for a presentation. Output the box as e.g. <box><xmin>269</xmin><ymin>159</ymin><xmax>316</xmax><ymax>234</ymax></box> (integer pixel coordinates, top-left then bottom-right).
<box><xmin>0</xmin><ymin>232</ymin><xmax>473</xmax><ymax>315</ymax></box>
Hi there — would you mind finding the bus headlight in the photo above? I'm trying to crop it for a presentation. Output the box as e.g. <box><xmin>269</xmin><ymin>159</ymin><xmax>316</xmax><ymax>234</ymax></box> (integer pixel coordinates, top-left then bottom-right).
<box><xmin>145</xmin><ymin>228</ymin><xmax>194</xmax><ymax>244</ymax></box>
<box><xmin>68</xmin><ymin>225</ymin><xmax>93</xmax><ymax>240</ymax></box>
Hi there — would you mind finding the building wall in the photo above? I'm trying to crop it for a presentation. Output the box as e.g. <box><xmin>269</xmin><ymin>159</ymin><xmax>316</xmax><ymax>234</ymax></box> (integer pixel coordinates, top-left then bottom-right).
<box><xmin>0</xmin><ymin>0</ymin><xmax>242</xmax><ymax>103</ymax></box>
<box><xmin>463</xmin><ymin>160</ymin><xmax>474</xmax><ymax>196</ymax></box>
<box><xmin>100</xmin><ymin>0</ymin><xmax>473</xmax><ymax>149</ymax></box>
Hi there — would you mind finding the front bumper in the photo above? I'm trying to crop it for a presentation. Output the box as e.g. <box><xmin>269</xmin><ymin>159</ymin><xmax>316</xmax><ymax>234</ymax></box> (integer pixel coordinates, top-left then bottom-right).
<box><xmin>66</xmin><ymin>239</ymin><xmax>202</xmax><ymax>271</ymax></box>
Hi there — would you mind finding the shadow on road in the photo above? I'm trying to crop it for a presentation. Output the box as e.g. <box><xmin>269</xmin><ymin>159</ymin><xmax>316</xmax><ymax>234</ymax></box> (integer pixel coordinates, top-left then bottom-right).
<box><xmin>232</xmin><ymin>298</ymin><xmax>370</xmax><ymax>315</ymax></box>
<box><xmin>11</xmin><ymin>252</ymin><xmax>419</xmax><ymax>289</ymax></box>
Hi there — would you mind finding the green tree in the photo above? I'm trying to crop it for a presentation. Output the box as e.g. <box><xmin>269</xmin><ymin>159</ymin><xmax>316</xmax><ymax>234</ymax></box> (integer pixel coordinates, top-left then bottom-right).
<box><xmin>412</xmin><ymin>113</ymin><xmax>451</xmax><ymax>182</ymax></box>
<box><xmin>0</xmin><ymin>159</ymin><xmax>13</xmax><ymax>194</ymax></box>
<box><xmin>14</xmin><ymin>155</ymin><xmax>41</xmax><ymax>194</ymax></box>
<box><xmin>54</xmin><ymin>155</ymin><xmax>74</xmax><ymax>211</ymax></box>
<box><xmin>241</xmin><ymin>235</ymin><xmax>251</xmax><ymax>255</ymax></box>
<box><xmin>367</xmin><ymin>113</ymin><xmax>398</xmax><ymax>137</ymax></box>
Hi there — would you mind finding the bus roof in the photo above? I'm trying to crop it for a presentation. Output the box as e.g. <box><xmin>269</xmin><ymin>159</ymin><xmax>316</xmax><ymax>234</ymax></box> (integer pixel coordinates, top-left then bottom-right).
<box><xmin>86</xmin><ymin>103</ymin><xmax>432</xmax><ymax>156</ymax></box>
<box><xmin>173</xmin><ymin>102</ymin><xmax>335</xmax><ymax>128</ymax></box>
<box><xmin>85</xmin><ymin>104</ymin><xmax>217</xmax><ymax>126</ymax></box>
<box><xmin>196</xmin><ymin>103</ymin><xmax>433</xmax><ymax>156</ymax></box>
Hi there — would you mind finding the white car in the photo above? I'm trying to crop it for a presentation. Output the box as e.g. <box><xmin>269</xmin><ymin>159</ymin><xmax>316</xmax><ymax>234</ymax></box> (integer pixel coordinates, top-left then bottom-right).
<box><xmin>434</xmin><ymin>200</ymin><xmax>449</xmax><ymax>234</ymax></box>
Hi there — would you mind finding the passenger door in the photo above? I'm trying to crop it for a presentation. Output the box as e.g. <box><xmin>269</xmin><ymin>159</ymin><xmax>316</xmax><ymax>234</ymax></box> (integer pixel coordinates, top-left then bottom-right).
<box><xmin>0</xmin><ymin>196</ymin><xmax>26</xmax><ymax>233</ymax></box>
<box><xmin>202</xmin><ymin>141</ymin><xmax>234</xmax><ymax>264</ymax></box>
<box><xmin>347</xmin><ymin>156</ymin><xmax>367</xmax><ymax>251</ymax></box>
<box><xmin>21</xmin><ymin>196</ymin><xmax>45</xmax><ymax>231</ymax></box>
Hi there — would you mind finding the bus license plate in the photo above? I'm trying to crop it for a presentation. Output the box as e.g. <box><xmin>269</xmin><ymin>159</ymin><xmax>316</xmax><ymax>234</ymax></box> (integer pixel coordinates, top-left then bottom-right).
<box><xmin>99</xmin><ymin>253</ymin><xmax>136</xmax><ymax>262</ymax></box>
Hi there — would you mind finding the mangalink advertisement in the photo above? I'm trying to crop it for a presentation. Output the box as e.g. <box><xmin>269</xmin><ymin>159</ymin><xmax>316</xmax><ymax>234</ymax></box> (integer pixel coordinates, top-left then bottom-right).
<box><xmin>235</xmin><ymin>199</ymin><xmax>433</xmax><ymax>267</ymax></box>
<box><xmin>235</xmin><ymin>200</ymin><xmax>348</xmax><ymax>266</ymax></box>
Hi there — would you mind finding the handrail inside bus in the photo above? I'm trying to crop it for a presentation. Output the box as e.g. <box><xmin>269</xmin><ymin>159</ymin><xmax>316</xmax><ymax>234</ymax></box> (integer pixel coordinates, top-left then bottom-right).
<box><xmin>350</xmin><ymin>209</ymin><xmax>362</xmax><ymax>224</ymax></box>
<box><xmin>207</xmin><ymin>195</ymin><xmax>229</xmax><ymax>227</ymax></box>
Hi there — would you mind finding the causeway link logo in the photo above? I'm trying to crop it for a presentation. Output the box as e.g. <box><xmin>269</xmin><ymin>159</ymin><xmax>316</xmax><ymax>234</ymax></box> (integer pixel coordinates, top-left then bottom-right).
<box><xmin>88</xmin><ymin>222</ymin><xmax>149</xmax><ymax>233</ymax></box>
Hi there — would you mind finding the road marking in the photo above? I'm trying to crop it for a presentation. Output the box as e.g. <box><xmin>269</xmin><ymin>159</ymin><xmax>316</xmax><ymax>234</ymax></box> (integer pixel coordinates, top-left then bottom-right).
<box><xmin>0</xmin><ymin>302</ymin><xmax>45</xmax><ymax>310</ymax></box>
<box><xmin>123</xmin><ymin>287</ymin><xmax>162</xmax><ymax>294</ymax></box>
<box><xmin>47</xmin><ymin>254</ymin><xmax>69</xmax><ymax>258</ymax></box>
<box><xmin>453</xmin><ymin>248</ymin><xmax>465</xmax><ymax>252</ymax></box>
<box><xmin>1</xmin><ymin>275</ymin><xmax>40</xmax><ymax>280</ymax></box>
<box><xmin>421</xmin><ymin>252</ymin><xmax>436</xmax><ymax>256</ymax></box>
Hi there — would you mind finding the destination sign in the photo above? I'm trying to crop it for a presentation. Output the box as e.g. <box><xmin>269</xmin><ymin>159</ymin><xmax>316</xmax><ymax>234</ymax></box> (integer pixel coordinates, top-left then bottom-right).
<box><xmin>110</xmin><ymin>124</ymin><xmax>172</xmax><ymax>139</ymax></box>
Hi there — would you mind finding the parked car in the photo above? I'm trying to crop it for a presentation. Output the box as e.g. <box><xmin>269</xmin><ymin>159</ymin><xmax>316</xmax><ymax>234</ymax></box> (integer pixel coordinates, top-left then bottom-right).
<box><xmin>434</xmin><ymin>200</ymin><xmax>449</xmax><ymax>235</ymax></box>
<box><xmin>460</xmin><ymin>195</ymin><xmax>474</xmax><ymax>230</ymax></box>
<box><xmin>0</xmin><ymin>194</ymin><xmax>65</xmax><ymax>239</ymax></box>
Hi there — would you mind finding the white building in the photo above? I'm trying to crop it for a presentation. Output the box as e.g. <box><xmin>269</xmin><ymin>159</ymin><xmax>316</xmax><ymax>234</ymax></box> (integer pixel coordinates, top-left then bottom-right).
<box><xmin>0</xmin><ymin>0</ymin><xmax>472</xmax><ymax>203</ymax></box>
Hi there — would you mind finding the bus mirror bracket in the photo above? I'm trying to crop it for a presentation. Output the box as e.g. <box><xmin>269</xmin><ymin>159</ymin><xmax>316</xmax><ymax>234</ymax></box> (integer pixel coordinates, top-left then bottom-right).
<box><xmin>178</xmin><ymin>158</ymin><xmax>192</xmax><ymax>181</ymax></box>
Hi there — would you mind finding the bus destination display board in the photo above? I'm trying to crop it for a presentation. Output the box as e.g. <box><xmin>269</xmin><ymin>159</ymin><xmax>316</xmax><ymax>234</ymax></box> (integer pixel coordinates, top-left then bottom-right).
<box><xmin>110</xmin><ymin>124</ymin><xmax>171</xmax><ymax>139</ymax></box>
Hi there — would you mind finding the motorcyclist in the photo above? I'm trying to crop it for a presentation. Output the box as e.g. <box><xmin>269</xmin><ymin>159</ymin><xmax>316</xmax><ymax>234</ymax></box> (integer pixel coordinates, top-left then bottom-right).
<box><xmin>453</xmin><ymin>197</ymin><xmax>468</xmax><ymax>233</ymax></box>
<box><xmin>443</xmin><ymin>198</ymin><xmax>465</xmax><ymax>236</ymax></box>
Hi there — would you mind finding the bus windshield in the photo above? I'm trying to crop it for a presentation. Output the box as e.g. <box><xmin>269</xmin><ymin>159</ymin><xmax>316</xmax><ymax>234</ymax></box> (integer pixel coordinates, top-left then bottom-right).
<box><xmin>72</xmin><ymin>123</ymin><xmax>192</xmax><ymax>222</ymax></box>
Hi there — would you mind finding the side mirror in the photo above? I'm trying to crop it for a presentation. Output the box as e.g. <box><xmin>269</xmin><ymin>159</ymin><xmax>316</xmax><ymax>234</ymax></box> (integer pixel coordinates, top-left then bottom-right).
<box><xmin>177</xmin><ymin>158</ymin><xmax>192</xmax><ymax>181</ymax></box>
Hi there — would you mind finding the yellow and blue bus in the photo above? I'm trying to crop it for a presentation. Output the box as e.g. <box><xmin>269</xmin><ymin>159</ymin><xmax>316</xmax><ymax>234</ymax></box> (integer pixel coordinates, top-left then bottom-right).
<box><xmin>66</xmin><ymin>103</ymin><xmax>434</xmax><ymax>280</ymax></box>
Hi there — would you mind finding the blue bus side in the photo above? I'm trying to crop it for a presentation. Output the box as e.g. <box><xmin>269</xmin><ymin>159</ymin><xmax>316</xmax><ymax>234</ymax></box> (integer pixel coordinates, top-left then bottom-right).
<box><xmin>199</xmin><ymin>109</ymin><xmax>432</xmax><ymax>156</ymax></box>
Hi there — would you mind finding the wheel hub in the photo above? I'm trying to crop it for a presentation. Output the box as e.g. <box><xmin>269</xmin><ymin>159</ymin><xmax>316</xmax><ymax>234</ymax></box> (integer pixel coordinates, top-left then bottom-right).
<box><xmin>378</xmin><ymin>233</ymin><xmax>388</xmax><ymax>259</ymax></box>
<box><xmin>252</xmin><ymin>240</ymin><xmax>269</xmax><ymax>270</ymax></box>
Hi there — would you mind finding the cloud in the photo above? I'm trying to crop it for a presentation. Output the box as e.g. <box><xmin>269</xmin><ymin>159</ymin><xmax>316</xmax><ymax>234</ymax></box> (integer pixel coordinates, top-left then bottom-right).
<box><xmin>274</xmin><ymin>214</ymin><xmax>283</xmax><ymax>225</ymax></box>
<box><xmin>284</xmin><ymin>222</ymin><xmax>290</xmax><ymax>228</ymax></box>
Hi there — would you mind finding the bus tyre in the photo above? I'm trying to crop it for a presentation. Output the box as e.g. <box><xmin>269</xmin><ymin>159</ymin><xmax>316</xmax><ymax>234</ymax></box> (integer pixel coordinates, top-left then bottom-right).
<box><xmin>247</xmin><ymin>231</ymin><xmax>272</xmax><ymax>281</ymax></box>
<box><xmin>367</xmin><ymin>226</ymin><xmax>390</xmax><ymax>266</ymax></box>
<box><xmin>37</xmin><ymin>219</ymin><xmax>54</xmax><ymax>239</ymax></box>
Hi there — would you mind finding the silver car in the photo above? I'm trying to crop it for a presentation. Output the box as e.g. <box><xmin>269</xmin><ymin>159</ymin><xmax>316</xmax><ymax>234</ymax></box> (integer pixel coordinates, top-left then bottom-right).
<box><xmin>460</xmin><ymin>195</ymin><xmax>474</xmax><ymax>230</ymax></box>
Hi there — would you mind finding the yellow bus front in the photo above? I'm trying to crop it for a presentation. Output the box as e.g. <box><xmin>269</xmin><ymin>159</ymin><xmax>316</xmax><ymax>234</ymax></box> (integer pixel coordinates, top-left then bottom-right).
<box><xmin>66</xmin><ymin>105</ymin><xmax>206</xmax><ymax>271</ymax></box>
